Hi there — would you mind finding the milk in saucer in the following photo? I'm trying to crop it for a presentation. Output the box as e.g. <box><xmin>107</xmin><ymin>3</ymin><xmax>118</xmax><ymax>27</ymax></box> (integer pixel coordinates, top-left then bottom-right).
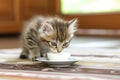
<box><xmin>47</xmin><ymin>52</ymin><xmax>71</xmax><ymax>61</ymax></box>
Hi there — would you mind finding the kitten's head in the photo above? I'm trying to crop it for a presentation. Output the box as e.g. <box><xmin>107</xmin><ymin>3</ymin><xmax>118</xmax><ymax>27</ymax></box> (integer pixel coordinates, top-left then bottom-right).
<box><xmin>39</xmin><ymin>17</ymin><xmax>77</xmax><ymax>53</ymax></box>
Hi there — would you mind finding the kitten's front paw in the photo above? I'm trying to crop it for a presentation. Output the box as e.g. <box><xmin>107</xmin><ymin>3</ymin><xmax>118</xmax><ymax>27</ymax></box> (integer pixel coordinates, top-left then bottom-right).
<box><xmin>31</xmin><ymin>57</ymin><xmax>38</xmax><ymax>61</ymax></box>
<box><xmin>20</xmin><ymin>55</ymin><xmax>28</xmax><ymax>59</ymax></box>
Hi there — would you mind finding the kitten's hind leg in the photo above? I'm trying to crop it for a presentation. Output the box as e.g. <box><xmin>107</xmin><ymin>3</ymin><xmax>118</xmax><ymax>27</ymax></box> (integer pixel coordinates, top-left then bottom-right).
<box><xmin>20</xmin><ymin>48</ymin><xmax>29</xmax><ymax>59</ymax></box>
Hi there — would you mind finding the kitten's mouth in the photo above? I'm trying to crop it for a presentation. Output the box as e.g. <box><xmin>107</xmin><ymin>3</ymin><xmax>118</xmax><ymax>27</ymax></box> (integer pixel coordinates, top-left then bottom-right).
<box><xmin>50</xmin><ymin>49</ymin><xmax>61</xmax><ymax>54</ymax></box>
<box><xmin>57</xmin><ymin>50</ymin><xmax>61</xmax><ymax>53</ymax></box>
<box><xmin>50</xmin><ymin>48</ymin><xmax>63</xmax><ymax>53</ymax></box>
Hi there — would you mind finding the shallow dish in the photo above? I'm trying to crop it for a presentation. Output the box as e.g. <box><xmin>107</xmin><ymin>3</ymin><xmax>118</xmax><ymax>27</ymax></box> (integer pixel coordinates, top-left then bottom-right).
<box><xmin>36</xmin><ymin>57</ymin><xmax>78</xmax><ymax>67</ymax></box>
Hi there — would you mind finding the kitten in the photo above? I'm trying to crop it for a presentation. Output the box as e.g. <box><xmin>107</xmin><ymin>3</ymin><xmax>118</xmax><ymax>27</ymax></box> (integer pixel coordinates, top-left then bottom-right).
<box><xmin>20</xmin><ymin>16</ymin><xmax>77</xmax><ymax>61</ymax></box>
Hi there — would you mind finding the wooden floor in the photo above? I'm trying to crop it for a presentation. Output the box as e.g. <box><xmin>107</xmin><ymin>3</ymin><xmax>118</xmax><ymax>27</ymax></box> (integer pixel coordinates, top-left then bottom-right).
<box><xmin>0</xmin><ymin>35</ymin><xmax>120</xmax><ymax>80</ymax></box>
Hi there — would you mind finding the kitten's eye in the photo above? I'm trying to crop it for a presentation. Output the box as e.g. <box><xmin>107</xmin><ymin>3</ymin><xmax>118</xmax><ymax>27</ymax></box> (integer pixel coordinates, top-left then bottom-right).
<box><xmin>50</xmin><ymin>42</ymin><xmax>57</xmax><ymax>47</ymax></box>
<box><xmin>63</xmin><ymin>42</ymin><xmax>69</xmax><ymax>47</ymax></box>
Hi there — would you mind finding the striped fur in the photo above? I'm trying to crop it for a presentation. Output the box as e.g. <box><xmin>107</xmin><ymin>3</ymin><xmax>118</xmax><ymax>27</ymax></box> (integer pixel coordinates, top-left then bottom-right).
<box><xmin>20</xmin><ymin>16</ymin><xmax>77</xmax><ymax>60</ymax></box>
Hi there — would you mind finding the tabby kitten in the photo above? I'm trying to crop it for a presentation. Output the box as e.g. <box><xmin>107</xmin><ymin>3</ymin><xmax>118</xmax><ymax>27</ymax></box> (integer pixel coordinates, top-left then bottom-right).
<box><xmin>20</xmin><ymin>16</ymin><xmax>77</xmax><ymax>61</ymax></box>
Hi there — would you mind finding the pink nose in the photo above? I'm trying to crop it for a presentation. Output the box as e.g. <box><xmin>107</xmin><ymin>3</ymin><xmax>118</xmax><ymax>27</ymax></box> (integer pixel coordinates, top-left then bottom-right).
<box><xmin>57</xmin><ymin>49</ymin><xmax>62</xmax><ymax>53</ymax></box>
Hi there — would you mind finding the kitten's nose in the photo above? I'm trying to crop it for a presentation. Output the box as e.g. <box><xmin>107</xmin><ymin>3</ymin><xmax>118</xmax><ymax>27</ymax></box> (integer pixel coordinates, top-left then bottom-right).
<box><xmin>57</xmin><ymin>45</ymin><xmax>62</xmax><ymax>53</ymax></box>
<box><xmin>57</xmin><ymin>50</ymin><xmax>61</xmax><ymax>53</ymax></box>
<box><xmin>57</xmin><ymin>49</ymin><xmax>62</xmax><ymax>53</ymax></box>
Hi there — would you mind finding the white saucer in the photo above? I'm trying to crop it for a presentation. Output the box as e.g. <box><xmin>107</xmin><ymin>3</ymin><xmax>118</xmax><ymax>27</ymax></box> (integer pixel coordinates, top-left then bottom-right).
<box><xmin>36</xmin><ymin>57</ymin><xmax>78</xmax><ymax>67</ymax></box>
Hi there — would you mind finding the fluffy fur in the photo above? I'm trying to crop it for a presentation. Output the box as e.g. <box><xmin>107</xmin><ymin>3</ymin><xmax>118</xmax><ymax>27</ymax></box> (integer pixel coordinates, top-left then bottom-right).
<box><xmin>20</xmin><ymin>16</ymin><xmax>77</xmax><ymax>61</ymax></box>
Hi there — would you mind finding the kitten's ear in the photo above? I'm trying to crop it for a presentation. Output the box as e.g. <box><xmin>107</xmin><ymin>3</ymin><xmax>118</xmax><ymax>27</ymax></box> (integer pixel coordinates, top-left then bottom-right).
<box><xmin>39</xmin><ymin>23</ymin><xmax>54</xmax><ymax>35</ymax></box>
<box><xmin>68</xmin><ymin>18</ymin><xmax>78</xmax><ymax>33</ymax></box>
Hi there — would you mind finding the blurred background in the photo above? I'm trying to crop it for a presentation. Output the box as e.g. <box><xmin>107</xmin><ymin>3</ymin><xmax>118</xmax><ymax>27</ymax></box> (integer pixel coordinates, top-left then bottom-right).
<box><xmin>1</xmin><ymin>0</ymin><xmax>120</xmax><ymax>49</ymax></box>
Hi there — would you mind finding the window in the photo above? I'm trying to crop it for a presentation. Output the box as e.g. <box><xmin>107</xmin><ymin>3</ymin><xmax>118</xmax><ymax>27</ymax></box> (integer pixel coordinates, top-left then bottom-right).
<box><xmin>61</xmin><ymin>0</ymin><xmax>120</xmax><ymax>14</ymax></box>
